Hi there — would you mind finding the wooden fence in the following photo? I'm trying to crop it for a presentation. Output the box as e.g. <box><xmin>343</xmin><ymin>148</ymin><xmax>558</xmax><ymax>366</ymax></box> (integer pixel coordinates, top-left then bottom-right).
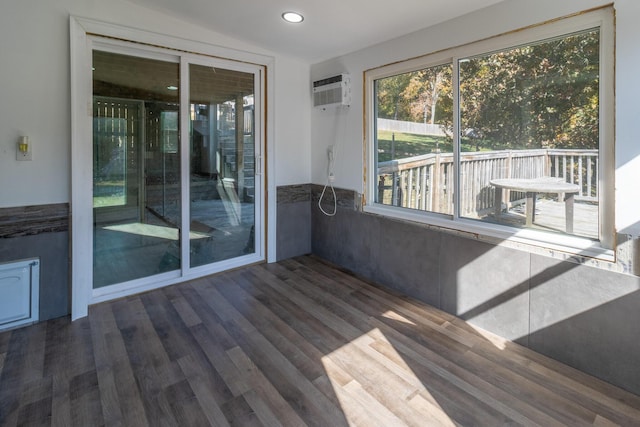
<box><xmin>377</xmin><ymin>118</ymin><xmax>446</xmax><ymax>137</ymax></box>
<box><xmin>377</xmin><ymin>148</ymin><xmax>598</xmax><ymax>217</ymax></box>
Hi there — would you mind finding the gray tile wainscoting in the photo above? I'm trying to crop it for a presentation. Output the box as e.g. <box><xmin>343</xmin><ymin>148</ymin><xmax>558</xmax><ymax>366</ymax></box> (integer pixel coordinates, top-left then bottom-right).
<box><xmin>276</xmin><ymin>185</ymin><xmax>312</xmax><ymax>261</ymax></box>
<box><xmin>529</xmin><ymin>254</ymin><xmax>640</xmax><ymax>398</ymax></box>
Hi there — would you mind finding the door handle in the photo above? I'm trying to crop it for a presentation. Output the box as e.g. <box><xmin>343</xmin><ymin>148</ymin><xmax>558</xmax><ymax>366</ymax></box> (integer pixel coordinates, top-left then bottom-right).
<box><xmin>255</xmin><ymin>155</ymin><xmax>262</xmax><ymax>175</ymax></box>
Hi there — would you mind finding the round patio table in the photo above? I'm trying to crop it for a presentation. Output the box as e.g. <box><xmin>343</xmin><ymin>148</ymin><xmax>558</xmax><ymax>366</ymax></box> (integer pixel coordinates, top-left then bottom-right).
<box><xmin>490</xmin><ymin>177</ymin><xmax>580</xmax><ymax>233</ymax></box>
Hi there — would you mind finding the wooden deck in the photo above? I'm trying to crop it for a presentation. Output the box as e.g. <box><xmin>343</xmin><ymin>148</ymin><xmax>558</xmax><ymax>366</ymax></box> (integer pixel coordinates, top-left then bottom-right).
<box><xmin>489</xmin><ymin>199</ymin><xmax>599</xmax><ymax>240</ymax></box>
<box><xmin>1</xmin><ymin>256</ymin><xmax>639</xmax><ymax>426</ymax></box>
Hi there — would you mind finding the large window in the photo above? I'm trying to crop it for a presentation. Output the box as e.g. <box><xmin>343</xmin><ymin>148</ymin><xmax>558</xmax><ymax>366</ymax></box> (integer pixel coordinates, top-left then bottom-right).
<box><xmin>366</xmin><ymin>8</ymin><xmax>614</xmax><ymax>255</ymax></box>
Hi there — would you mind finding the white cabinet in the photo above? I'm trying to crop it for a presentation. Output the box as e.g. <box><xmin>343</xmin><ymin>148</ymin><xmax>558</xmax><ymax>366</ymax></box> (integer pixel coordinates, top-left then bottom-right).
<box><xmin>0</xmin><ymin>258</ymin><xmax>39</xmax><ymax>330</ymax></box>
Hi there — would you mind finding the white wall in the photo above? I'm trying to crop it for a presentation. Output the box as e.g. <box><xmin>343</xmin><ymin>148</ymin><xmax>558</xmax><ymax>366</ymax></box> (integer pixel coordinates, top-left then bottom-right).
<box><xmin>273</xmin><ymin>56</ymin><xmax>311</xmax><ymax>186</ymax></box>
<box><xmin>310</xmin><ymin>0</ymin><xmax>640</xmax><ymax>237</ymax></box>
<box><xmin>0</xmin><ymin>0</ymin><xmax>311</xmax><ymax>208</ymax></box>
<box><xmin>613</xmin><ymin>0</ymin><xmax>640</xmax><ymax>236</ymax></box>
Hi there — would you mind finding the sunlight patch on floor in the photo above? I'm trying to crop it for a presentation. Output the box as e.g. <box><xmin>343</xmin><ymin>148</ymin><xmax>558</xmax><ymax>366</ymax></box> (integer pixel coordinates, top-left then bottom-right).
<box><xmin>321</xmin><ymin>328</ymin><xmax>456</xmax><ymax>426</ymax></box>
<box><xmin>381</xmin><ymin>310</ymin><xmax>416</xmax><ymax>325</ymax></box>
<box><xmin>103</xmin><ymin>223</ymin><xmax>210</xmax><ymax>241</ymax></box>
<box><xmin>467</xmin><ymin>323</ymin><xmax>507</xmax><ymax>350</ymax></box>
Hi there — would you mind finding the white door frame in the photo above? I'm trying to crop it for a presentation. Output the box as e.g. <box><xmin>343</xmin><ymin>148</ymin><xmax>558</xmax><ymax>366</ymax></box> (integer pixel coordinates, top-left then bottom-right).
<box><xmin>70</xmin><ymin>16</ymin><xmax>276</xmax><ymax>320</ymax></box>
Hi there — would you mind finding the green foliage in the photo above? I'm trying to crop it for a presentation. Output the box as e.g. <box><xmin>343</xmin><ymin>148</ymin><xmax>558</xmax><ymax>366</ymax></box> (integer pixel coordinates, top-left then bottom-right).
<box><xmin>376</xmin><ymin>74</ymin><xmax>412</xmax><ymax>120</ymax></box>
<box><xmin>376</xmin><ymin>65</ymin><xmax>453</xmax><ymax>125</ymax></box>
<box><xmin>402</xmin><ymin>66</ymin><xmax>453</xmax><ymax>124</ymax></box>
<box><xmin>458</xmin><ymin>29</ymin><xmax>599</xmax><ymax>151</ymax></box>
<box><xmin>376</xmin><ymin>29</ymin><xmax>600</xmax><ymax>152</ymax></box>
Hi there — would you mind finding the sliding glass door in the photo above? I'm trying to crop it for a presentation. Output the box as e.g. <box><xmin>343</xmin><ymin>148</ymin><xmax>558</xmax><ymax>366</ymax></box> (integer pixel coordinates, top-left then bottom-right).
<box><xmin>189</xmin><ymin>64</ymin><xmax>257</xmax><ymax>267</ymax></box>
<box><xmin>91</xmin><ymin>45</ymin><xmax>263</xmax><ymax>292</ymax></box>
<box><xmin>93</xmin><ymin>51</ymin><xmax>182</xmax><ymax>287</ymax></box>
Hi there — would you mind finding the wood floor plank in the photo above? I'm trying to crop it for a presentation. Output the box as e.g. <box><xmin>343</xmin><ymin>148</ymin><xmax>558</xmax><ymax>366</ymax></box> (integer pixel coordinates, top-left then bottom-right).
<box><xmin>226</xmin><ymin>346</ymin><xmax>307</xmax><ymax>427</ymax></box>
<box><xmin>226</xmin><ymin>274</ymin><xmax>371</xmax><ymax>423</ymax></box>
<box><xmin>237</xmin><ymin>271</ymin><xmax>348</xmax><ymax>355</ymax></box>
<box><xmin>20</xmin><ymin>322</ymin><xmax>47</xmax><ymax>384</ymax></box>
<box><xmin>1</xmin><ymin>255</ymin><xmax>640</xmax><ymax>426</ymax></box>
<box><xmin>69</xmin><ymin>369</ymin><xmax>104</xmax><ymax>426</ymax></box>
<box><xmin>168</xmin><ymin>294</ymin><xmax>202</xmax><ymax>328</ymax></box>
<box><xmin>368</xmin><ymin>316</ymin><xmax>566</xmax><ymax>426</ymax></box>
<box><xmin>230</xmin><ymin>270</ymin><xmax>378</xmax><ymax>421</ymax></box>
<box><xmin>461</xmin><ymin>348</ymin><xmax>600</xmax><ymax>424</ymax></box>
<box><xmin>313</xmin><ymin>360</ymin><xmax>382</xmax><ymax>427</ymax></box>
<box><xmin>247</xmin><ymin>265</ymin><xmax>491</xmax><ymax>425</ymax></box>
<box><xmin>0</xmin><ymin>328</ymin><xmax>38</xmax><ymax>425</ymax></box>
<box><xmin>177</xmin><ymin>284</ymin><xmax>248</xmax><ymax>400</ymax></box>
<box><xmin>220</xmin><ymin>394</ymin><xmax>263</xmax><ymax>427</ymax></box>
<box><xmin>50</xmin><ymin>374</ymin><xmax>71</xmax><ymax>427</ymax></box>
<box><xmin>0</xmin><ymin>328</ymin><xmax>11</xmax><ymax>355</ymax></box>
<box><xmin>111</xmin><ymin>296</ymin><xmax>182</xmax><ymax>426</ymax></box>
<box><xmin>241</xmin><ymin>389</ymin><xmax>284</xmax><ymax>427</ymax></box>
<box><xmin>259</xmin><ymin>263</ymin><xmax>479</xmax><ymax>379</ymax></box>
<box><xmin>280</xmin><ymin>258</ymin><xmax>466</xmax><ymax>345</ymax></box>
<box><xmin>0</xmin><ymin>352</ymin><xmax>5</xmax><ymax>378</ymax></box>
<box><xmin>182</xmin><ymin>281</ymin><xmax>309</xmax><ymax>427</ymax></box>
<box><xmin>328</xmin><ymin>338</ymin><xmax>429</xmax><ymax>423</ymax></box>
<box><xmin>195</xmin><ymin>277</ymin><xmax>349</xmax><ymax>427</ymax></box>
<box><xmin>42</xmin><ymin>316</ymin><xmax>100</xmax><ymax>427</ymax></box>
<box><xmin>141</xmin><ymin>290</ymin><xmax>196</xmax><ymax>362</ymax></box>
<box><xmin>16</xmin><ymin>376</ymin><xmax>52</xmax><ymax>417</ymax></box>
<box><xmin>469</xmin><ymin>334</ymin><xmax>640</xmax><ymax>423</ymax></box>
<box><xmin>89</xmin><ymin>302</ymin><xmax>148</xmax><ymax>426</ymax></box>
<box><xmin>94</xmin><ymin>368</ymin><xmax>124</xmax><ymax>426</ymax></box>
<box><xmin>164</xmin><ymin>378</ymin><xmax>211</xmax><ymax>426</ymax></box>
<box><xmin>341</xmin><ymin>379</ymin><xmax>409</xmax><ymax>427</ymax></box>
<box><xmin>290</xmin><ymin>256</ymin><xmax>455</xmax><ymax>325</ymax></box>
<box><xmin>220</xmin><ymin>271</ymin><xmax>334</xmax><ymax>383</ymax></box>
<box><xmin>294</xmin><ymin>258</ymin><xmax>580</xmax><ymax>427</ymax></box>
<box><xmin>187</xmin><ymin>322</ymin><xmax>245</xmax><ymax>400</ymax></box>
<box><xmin>244</xmin><ymin>266</ymin><xmax>366</xmax><ymax>342</ymax></box>
<box><xmin>177</xmin><ymin>354</ymin><xmax>232</xmax><ymax>427</ymax></box>
<box><xmin>406</xmin><ymin>392</ymin><xmax>459</xmax><ymax>427</ymax></box>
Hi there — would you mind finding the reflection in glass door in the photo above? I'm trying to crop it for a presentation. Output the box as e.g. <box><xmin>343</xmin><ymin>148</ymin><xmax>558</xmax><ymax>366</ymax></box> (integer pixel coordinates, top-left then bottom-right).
<box><xmin>92</xmin><ymin>50</ymin><xmax>181</xmax><ymax>288</ymax></box>
<box><xmin>189</xmin><ymin>64</ymin><xmax>256</xmax><ymax>267</ymax></box>
<box><xmin>91</xmin><ymin>47</ymin><xmax>263</xmax><ymax>291</ymax></box>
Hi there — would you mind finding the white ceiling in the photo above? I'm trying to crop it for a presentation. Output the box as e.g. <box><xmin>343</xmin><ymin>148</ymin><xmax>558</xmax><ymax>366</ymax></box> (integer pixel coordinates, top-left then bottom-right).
<box><xmin>125</xmin><ymin>0</ymin><xmax>506</xmax><ymax>63</ymax></box>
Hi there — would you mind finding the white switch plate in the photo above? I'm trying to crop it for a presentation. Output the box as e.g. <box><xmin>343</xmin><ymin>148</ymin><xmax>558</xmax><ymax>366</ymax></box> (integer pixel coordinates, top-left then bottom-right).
<box><xmin>16</xmin><ymin>148</ymin><xmax>32</xmax><ymax>161</ymax></box>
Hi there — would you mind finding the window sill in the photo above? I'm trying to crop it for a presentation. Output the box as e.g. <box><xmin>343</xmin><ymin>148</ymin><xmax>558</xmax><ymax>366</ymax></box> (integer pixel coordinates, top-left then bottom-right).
<box><xmin>363</xmin><ymin>203</ymin><xmax>615</xmax><ymax>263</ymax></box>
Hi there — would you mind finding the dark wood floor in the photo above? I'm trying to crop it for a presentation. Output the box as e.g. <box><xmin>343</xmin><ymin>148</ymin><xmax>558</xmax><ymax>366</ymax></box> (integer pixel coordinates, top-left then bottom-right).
<box><xmin>1</xmin><ymin>256</ymin><xmax>640</xmax><ymax>426</ymax></box>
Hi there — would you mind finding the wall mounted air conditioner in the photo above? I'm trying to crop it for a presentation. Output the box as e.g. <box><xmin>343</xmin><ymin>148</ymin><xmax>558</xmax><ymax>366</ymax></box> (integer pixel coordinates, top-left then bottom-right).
<box><xmin>313</xmin><ymin>74</ymin><xmax>351</xmax><ymax>108</ymax></box>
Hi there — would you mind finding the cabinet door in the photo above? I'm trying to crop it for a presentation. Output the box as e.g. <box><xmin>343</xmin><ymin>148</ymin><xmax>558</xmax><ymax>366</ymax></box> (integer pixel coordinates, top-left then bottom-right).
<box><xmin>0</xmin><ymin>263</ymin><xmax>32</xmax><ymax>326</ymax></box>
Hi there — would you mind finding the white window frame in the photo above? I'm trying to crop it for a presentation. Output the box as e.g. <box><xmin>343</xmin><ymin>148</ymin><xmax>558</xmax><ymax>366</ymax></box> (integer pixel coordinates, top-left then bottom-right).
<box><xmin>364</xmin><ymin>7</ymin><xmax>615</xmax><ymax>260</ymax></box>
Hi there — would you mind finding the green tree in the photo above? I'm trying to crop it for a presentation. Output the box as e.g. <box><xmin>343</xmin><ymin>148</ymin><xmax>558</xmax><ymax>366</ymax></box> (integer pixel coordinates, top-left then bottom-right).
<box><xmin>401</xmin><ymin>65</ymin><xmax>452</xmax><ymax>125</ymax></box>
<box><xmin>377</xmin><ymin>29</ymin><xmax>601</xmax><ymax>152</ymax></box>
<box><xmin>458</xmin><ymin>29</ymin><xmax>599</xmax><ymax>151</ymax></box>
<box><xmin>376</xmin><ymin>73</ymin><xmax>411</xmax><ymax>120</ymax></box>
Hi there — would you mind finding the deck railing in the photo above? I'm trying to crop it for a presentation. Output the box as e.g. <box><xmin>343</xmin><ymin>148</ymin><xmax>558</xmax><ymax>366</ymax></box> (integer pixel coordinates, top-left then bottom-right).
<box><xmin>377</xmin><ymin>148</ymin><xmax>598</xmax><ymax>217</ymax></box>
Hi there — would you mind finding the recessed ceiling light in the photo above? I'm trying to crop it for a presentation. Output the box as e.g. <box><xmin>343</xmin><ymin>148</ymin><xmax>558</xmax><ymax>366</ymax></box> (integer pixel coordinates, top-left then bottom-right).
<box><xmin>282</xmin><ymin>11</ymin><xmax>304</xmax><ymax>24</ymax></box>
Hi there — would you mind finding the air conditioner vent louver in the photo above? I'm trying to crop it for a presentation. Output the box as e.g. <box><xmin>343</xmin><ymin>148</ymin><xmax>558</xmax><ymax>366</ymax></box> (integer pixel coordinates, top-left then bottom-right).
<box><xmin>312</xmin><ymin>74</ymin><xmax>351</xmax><ymax>108</ymax></box>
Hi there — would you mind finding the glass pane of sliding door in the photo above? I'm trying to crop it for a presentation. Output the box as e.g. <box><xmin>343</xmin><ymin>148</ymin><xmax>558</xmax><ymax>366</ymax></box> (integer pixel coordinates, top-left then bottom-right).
<box><xmin>92</xmin><ymin>50</ymin><xmax>181</xmax><ymax>288</ymax></box>
<box><xmin>90</xmin><ymin>44</ymin><xmax>262</xmax><ymax>293</ymax></box>
<box><xmin>189</xmin><ymin>64</ymin><xmax>256</xmax><ymax>267</ymax></box>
